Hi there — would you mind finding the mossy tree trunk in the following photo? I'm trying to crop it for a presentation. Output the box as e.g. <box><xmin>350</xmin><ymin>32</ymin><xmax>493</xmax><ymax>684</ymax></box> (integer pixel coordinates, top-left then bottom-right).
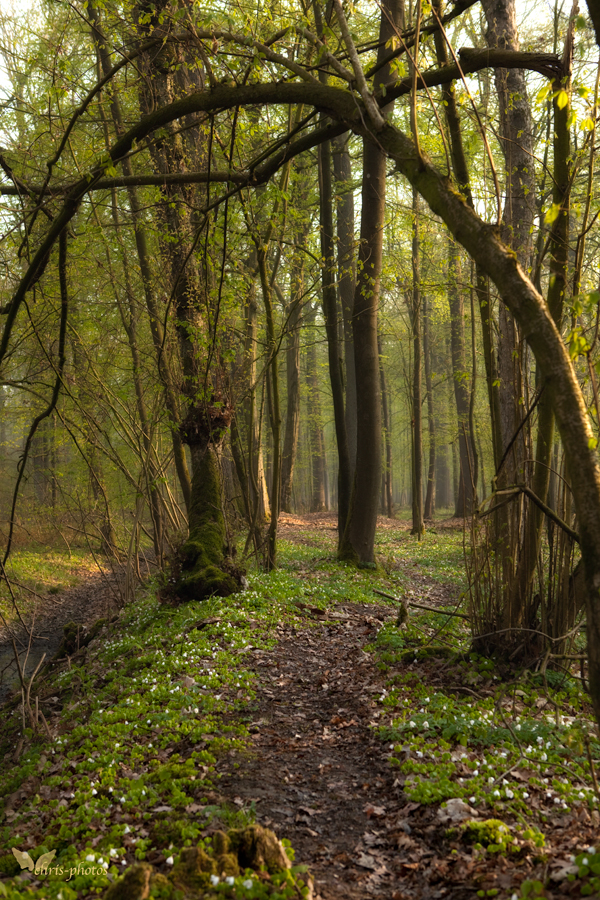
<box><xmin>177</xmin><ymin>436</ymin><xmax>240</xmax><ymax>602</ymax></box>
<box><xmin>136</xmin><ymin>0</ymin><xmax>240</xmax><ymax>597</ymax></box>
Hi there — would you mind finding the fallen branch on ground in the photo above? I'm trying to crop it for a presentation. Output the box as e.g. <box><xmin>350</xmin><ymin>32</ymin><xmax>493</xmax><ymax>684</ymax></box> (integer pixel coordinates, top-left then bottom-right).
<box><xmin>373</xmin><ymin>588</ymin><xmax>471</xmax><ymax>620</ymax></box>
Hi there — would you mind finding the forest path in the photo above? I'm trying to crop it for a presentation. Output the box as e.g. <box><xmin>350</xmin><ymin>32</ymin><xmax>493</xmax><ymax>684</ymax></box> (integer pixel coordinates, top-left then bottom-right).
<box><xmin>215</xmin><ymin>581</ymin><xmax>468</xmax><ymax>900</ymax></box>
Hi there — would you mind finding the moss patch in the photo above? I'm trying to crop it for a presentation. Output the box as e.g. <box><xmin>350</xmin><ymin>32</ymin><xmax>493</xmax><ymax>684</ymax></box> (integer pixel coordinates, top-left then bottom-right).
<box><xmin>168</xmin><ymin>446</ymin><xmax>243</xmax><ymax>602</ymax></box>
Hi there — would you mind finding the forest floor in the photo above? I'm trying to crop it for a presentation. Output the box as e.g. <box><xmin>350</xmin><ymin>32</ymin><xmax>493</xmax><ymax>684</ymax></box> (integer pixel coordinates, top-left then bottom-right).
<box><xmin>0</xmin><ymin>514</ymin><xmax>599</xmax><ymax>900</ymax></box>
<box><xmin>0</xmin><ymin>551</ymin><xmax>155</xmax><ymax>703</ymax></box>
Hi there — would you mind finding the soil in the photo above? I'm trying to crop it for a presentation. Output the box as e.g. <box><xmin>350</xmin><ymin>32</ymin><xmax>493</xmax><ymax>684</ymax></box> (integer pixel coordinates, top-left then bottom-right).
<box><xmin>213</xmin><ymin>513</ymin><xmax>460</xmax><ymax>899</ymax></box>
<box><xmin>218</xmin><ymin>602</ymin><xmax>422</xmax><ymax>899</ymax></box>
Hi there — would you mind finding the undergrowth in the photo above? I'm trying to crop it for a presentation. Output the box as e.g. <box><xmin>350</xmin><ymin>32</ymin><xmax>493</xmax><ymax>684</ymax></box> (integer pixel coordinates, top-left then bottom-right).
<box><xmin>0</xmin><ymin>567</ymin><xmax>316</xmax><ymax>899</ymax></box>
<box><xmin>0</xmin><ymin>521</ymin><xmax>598</xmax><ymax>899</ymax></box>
<box><xmin>0</xmin><ymin>550</ymin><xmax>101</xmax><ymax>626</ymax></box>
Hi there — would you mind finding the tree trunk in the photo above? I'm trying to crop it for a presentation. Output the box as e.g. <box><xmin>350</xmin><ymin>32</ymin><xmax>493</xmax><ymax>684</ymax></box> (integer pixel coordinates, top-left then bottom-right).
<box><xmin>481</xmin><ymin>0</ymin><xmax>536</xmax><ymax>480</ymax></box>
<box><xmin>89</xmin><ymin>1</ymin><xmax>191</xmax><ymax>513</ymax></box>
<box><xmin>136</xmin><ymin>0</ymin><xmax>239</xmax><ymax>596</ymax></box>
<box><xmin>257</xmin><ymin>250</ymin><xmax>281</xmax><ymax>569</ymax></box>
<box><xmin>280</xmin><ymin>273</ymin><xmax>303</xmax><ymax>514</ymax></box>
<box><xmin>410</xmin><ymin>190</ymin><xmax>425</xmax><ymax>537</ymax></box>
<box><xmin>339</xmin><ymin>0</ymin><xmax>401</xmax><ymax>564</ymax></box>
<box><xmin>379</xmin><ymin>335</ymin><xmax>393</xmax><ymax>518</ymax></box>
<box><xmin>306</xmin><ymin>304</ymin><xmax>328</xmax><ymax>513</ymax></box>
<box><xmin>432</xmin><ymin>0</ymin><xmax>503</xmax><ymax>471</ymax></box>
<box><xmin>423</xmin><ymin>294</ymin><xmax>436</xmax><ymax>520</ymax></box>
<box><xmin>510</xmin><ymin>58</ymin><xmax>571</xmax><ymax>622</ymax></box>
<box><xmin>333</xmin><ymin>133</ymin><xmax>358</xmax><ymax>476</ymax></box>
<box><xmin>448</xmin><ymin>241</ymin><xmax>475</xmax><ymax>516</ymax></box>
<box><xmin>436</xmin><ymin>442</ymin><xmax>451</xmax><ymax>511</ymax></box>
<box><xmin>319</xmin><ymin>137</ymin><xmax>352</xmax><ymax>539</ymax></box>
<box><xmin>244</xmin><ymin>280</ymin><xmax>271</xmax><ymax>527</ymax></box>
<box><xmin>176</xmin><ymin>442</ymin><xmax>238</xmax><ymax>600</ymax></box>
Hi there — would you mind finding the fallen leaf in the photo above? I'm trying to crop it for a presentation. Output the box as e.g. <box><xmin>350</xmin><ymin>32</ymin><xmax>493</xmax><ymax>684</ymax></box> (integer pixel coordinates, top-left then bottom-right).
<box><xmin>184</xmin><ymin>801</ymin><xmax>203</xmax><ymax>813</ymax></box>
<box><xmin>364</xmin><ymin>803</ymin><xmax>386</xmax><ymax>819</ymax></box>
<box><xmin>355</xmin><ymin>853</ymin><xmax>378</xmax><ymax>870</ymax></box>
<box><xmin>437</xmin><ymin>798</ymin><xmax>478</xmax><ymax>823</ymax></box>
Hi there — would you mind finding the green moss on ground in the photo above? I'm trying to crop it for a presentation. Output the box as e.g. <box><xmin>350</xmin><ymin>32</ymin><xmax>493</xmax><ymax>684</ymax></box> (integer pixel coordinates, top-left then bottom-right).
<box><xmin>0</xmin><ymin>544</ymin><xmax>329</xmax><ymax>900</ymax></box>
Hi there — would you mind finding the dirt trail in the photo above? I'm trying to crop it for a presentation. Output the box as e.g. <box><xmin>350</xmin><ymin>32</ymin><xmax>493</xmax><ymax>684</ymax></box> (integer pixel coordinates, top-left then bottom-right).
<box><xmin>218</xmin><ymin>603</ymin><xmax>458</xmax><ymax>900</ymax></box>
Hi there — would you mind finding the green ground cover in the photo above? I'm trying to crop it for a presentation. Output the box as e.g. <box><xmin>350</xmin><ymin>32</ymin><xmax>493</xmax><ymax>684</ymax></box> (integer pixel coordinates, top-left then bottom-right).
<box><xmin>0</xmin><ymin>551</ymin><xmax>100</xmax><ymax>625</ymax></box>
<box><xmin>0</xmin><ymin>571</ymin><xmax>314</xmax><ymax>899</ymax></box>
<box><xmin>0</xmin><ymin>523</ymin><xmax>597</xmax><ymax>899</ymax></box>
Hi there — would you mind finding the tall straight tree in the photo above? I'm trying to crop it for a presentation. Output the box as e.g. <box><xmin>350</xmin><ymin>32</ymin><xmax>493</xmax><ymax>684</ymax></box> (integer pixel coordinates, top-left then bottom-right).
<box><xmin>409</xmin><ymin>189</ymin><xmax>425</xmax><ymax>536</ymax></box>
<box><xmin>338</xmin><ymin>0</ymin><xmax>402</xmax><ymax>564</ymax></box>
<box><xmin>333</xmin><ymin>134</ymin><xmax>358</xmax><ymax>476</ymax></box>
<box><xmin>481</xmin><ymin>0</ymin><xmax>536</xmax><ymax>478</ymax></box>
<box><xmin>423</xmin><ymin>294</ymin><xmax>436</xmax><ymax>520</ymax></box>
<box><xmin>319</xmin><ymin>137</ymin><xmax>352</xmax><ymax>539</ymax></box>
<box><xmin>448</xmin><ymin>241</ymin><xmax>476</xmax><ymax>516</ymax></box>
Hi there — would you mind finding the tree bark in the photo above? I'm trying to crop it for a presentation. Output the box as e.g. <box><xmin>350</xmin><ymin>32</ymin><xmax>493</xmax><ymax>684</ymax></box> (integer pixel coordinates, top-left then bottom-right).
<box><xmin>448</xmin><ymin>241</ymin><xmax>475</xmax><ymax>516</ymax></box>
<box><xmin>333</xmin><ymin>134</ymin><xmax>358</xmax><ymax>476</ymax></box>
<box><xmin>280</xmin><ymin>252</ymin><xmax>304</xmax><ymax>513</ymax></box>
<box><xmin>257</xmin><ymin>250</ymin><xmax>281</xmax><ymax>570</ymax></box>
<box><xmin>423</xmin><ymin>294</ymin><xmax>436</xmax><ymax>520</ymax></box>
<box><xmin>511</xmin><ymin>57</ymin><xmax>572</xmax><ymax>620</ymax></box>
<box><xmin>339</xmin><ymin>0</ymin><xmax>401</xmax><ymax>564</ymax></box>
<box><xmin>432</xmin><ymin>0</ymin><xmax>503</xmax><ymax>470</ymax></box>
<box><xmin>305</xmin><ymin>303</ymin><xmax>328</xmax><ymax>513</ymax></box>
<box><xmin>135</xmin><ymin>0</ymin><xmax>239</xmax><ymax>596</ymax></box>
<box><xmin>481</xmin><ymin>0</ymin><xmax>536</xmax><ymax>484</ymax></box>
<box><xmin>89</xmin><ymin>1</ymin><xmax>191</xmax><ymax>512</ymax></box>
<box><xmin>379</xmin><ymin>334</ymin><xmax>393</xmax><ymax>518</ymax></box>
<box><xmin>410</xmin><ymin>190</ymin><xmax>425</xmax><ymax>537</ymax></box>
<box><xmin>319</xmin><ymin>138</ymin><xmax>352</xmax><ymax>539</ymax></box>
